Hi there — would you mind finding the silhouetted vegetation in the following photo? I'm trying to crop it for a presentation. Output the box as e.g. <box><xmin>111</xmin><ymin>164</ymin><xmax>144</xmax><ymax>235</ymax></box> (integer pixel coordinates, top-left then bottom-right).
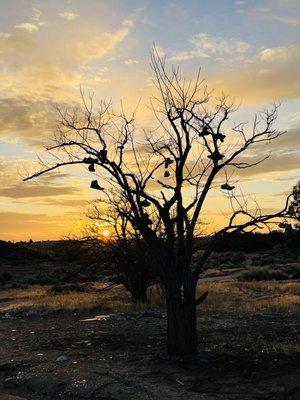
<box><xmin>206</xmin><ymin>231</ymin><xmax>288</xmax><ymax>252</ymax></box>
<box><xmin>0</xmin><ymin>240</ymin><xmax>48</xmax><ymax>265</ymax></box>
<box><xmin>240</xmin><ymin>268</ymin><xmax>289</xmax><ymax>281</ymax></box>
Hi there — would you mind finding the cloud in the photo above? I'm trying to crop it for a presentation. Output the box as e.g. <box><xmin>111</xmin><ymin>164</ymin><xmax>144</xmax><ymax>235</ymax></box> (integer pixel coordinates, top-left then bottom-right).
<box><xmin>169</xmin><ymin>49</ymin><xmax>208</xmax><ymax>62</ymax></box>
<box><xmin>259</xmin><ymin>43</ymin><xmax>297</xmax><ymax>62</ymax></box>
<box><xmin>75</xmin><ymin>19</ymin><xmax>133</xmax><ymax>64</ymax></box>
<box><xmin>238</xmin><ymin>0</ymin><xmax>300</xmax><ymax>26</ymax></box>
<box><xmin>14</xmin><ymin>23</ymin><xmax>39</xmax><ymax>33</ymax></box>
<box><xmin>0</xmin><ymin>184</ymin><xmax>81</xmax><ymax>199</ymax></box>
<box><xmin>169</xmin><ymin>33</ymin><xmax>251</xmax><ymax>61</ymax></box>
<box><xmin>271</xmin><ymin>15</ymin><xmax>300</xmax><ymax>25</ymax></box>
<box><xmin>124</xmin><ymin>59</ymin><xmax>139</xmax><ymax>65</ymax></box>
<box><xmin>31</xmin><ymin>7</ymin><xmax>46</xmax><ymax>26</ymax></box>
<box><xmin>59</xmin><ymin>11</ymin><xmax>80</xmax><ymax>21</ymax></box>
<box><xmin>213</xmin><ymin>41</ymin><xmax>300</xmax><ymax>103</ymax></box>
<box><xmin>0</xmin><ymin>32</ymin><xmax>10</xmax><ymax>38</ymax></box>
<box><xmin>42</xmin><ymin>198</ymin><xmax>88</xmax><ymax>207</ymax></box>
<box><xmin>32</xmin><ymin>8</ymin><xmax>42</xmax><ymax>21</ymax></box>
<box><xmin>0</xmin><ymin>17</ymin><xmax>134</xmax><ymax>146</ymax></box>
<box><xmin>0</xmin><ymin>98</ymin><xmax>56</xmax><ymax>146</ymax></box>
<box><xmin>0</xmin><ymin>19</ymin><xmax>132</xmax><ymax>101</ymax></box>
<box><xmin>230</xmin><ymin>125</ymin><xmax>300</xmax><ymax>178</ymax></box>
<box><xmin>191</xmin><ymin>33</ymin><xmax>251</xmax><ymax>55</ymax></box>
<box><xmin>153</xmin><ymin>44</ymin><xmax>166</xmax><ymax>58</ymax></box>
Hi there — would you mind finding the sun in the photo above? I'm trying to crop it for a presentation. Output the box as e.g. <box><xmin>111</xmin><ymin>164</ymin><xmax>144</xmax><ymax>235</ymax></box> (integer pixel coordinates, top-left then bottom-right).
<box><xmin>102</xmin><ymin>229</ymin><xmax>110</xmax><ymax>238</ymax></box>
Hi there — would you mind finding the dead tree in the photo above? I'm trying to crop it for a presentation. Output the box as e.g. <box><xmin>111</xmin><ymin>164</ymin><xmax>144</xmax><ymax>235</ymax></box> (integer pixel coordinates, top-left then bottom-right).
<box><xmin>24</xmin><ymin>51</ymin><xmax>293</xmax><ymax>359</ymax></box>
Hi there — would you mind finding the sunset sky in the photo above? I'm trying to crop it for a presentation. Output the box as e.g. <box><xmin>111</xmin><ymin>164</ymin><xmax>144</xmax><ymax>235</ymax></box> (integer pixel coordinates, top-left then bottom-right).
<box><xmin>0</xmin><ymin>0</ymin><xmax>299</xmax><ymax>241</ymax></box>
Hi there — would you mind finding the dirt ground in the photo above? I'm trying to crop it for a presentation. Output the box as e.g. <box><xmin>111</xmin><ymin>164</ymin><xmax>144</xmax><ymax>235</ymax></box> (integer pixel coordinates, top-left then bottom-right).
<box><xmin>0</xmin><ymin>283</ymin><xmax>299</xmax><ymax>400</ymax></box>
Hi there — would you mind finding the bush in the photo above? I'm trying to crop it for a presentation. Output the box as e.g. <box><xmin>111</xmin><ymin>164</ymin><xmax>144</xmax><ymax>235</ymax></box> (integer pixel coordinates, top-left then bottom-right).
<box><xmin>291</xmin><ymin>266</ymin><xmax>300</xmax><ymax>279</ymax></box>
<box><xmin>230</xmin><ymin>252</ymin><xmax>246</xmax><ymax>263</ymax></box>
<box><xmin>284</xmin><ymin>264</ymin><xmax>300</xmax><ymax>279</ymax></box>
<box><xmin>239</xmin><ymin>268</ymin><xmax>289</xmax><ymax>281</ymax></box>
<box><xmin>0</xmin><ymin>272</ymin><xmax>12</xmax><ymax>285</ymax></box>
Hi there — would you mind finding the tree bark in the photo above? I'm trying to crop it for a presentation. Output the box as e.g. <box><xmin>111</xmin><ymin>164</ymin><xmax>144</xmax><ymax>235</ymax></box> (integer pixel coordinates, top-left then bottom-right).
<box><xmin>166</xmin><ymin>290</ymin><xmax>198</xmax><ymax>358</ymax></box>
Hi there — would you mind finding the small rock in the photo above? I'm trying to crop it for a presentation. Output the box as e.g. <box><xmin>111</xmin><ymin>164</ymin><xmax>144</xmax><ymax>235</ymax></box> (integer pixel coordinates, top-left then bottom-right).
<box><xmin>77</xmin><ymin>379</ymin><xmax>87</xmax><ymax>385</ymax></box>
<box><xmin>56</xmin><ymin>355</ymin><xmax>68</xmax><ymax>364</ymax></box>
<box><xmin>2</xmin><ymin>312</ymin><xmax>12</xmax><ymax>320</ymax></box>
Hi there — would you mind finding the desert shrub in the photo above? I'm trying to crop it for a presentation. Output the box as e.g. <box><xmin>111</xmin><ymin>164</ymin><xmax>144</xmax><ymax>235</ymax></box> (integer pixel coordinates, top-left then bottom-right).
<box><xmin>291</xmin><ymin>266</ymin><xmax>300</xmax><ymax>279</ymax></box>
<box><xmin>239</xmin><ymin>268</ymin><xmax>289</xmax><ymax>281</ymax></box>
<box><xmin>219</xmin><ymin>263</ymin><xmax>234</xmax><ymax>269</ymax></box>
<box><xmin>252</xmin><ymin>256</ymin><xmax>276</xmax><ymax>267</ymax></box>
<box><xmin>251</xmin><ymin>257</ymin><xmax>261</xmax><ymax>266</ymax></box>
<box><xmin>205</xmin><ymin>251</ymin><xmax>246</xmax><ymax>270</ymax></box>
<box><xmin>230</xmin><ymin>252</ymin><xmax>246</xmax><ymax>263</ymax></box>
<box><xmin>286</xmin><ymin>230</ymin><xmax>300</xmax><ymax>248</ymax></box>
<box><xmin>0</xmin><ymin>271</ymin><xmax>12</xmax><ymax>285</ymax></box>
<box><xmin>52</xmin><ymin>240</ymin><xmax>104</xmax><ymax>266</ymax></box>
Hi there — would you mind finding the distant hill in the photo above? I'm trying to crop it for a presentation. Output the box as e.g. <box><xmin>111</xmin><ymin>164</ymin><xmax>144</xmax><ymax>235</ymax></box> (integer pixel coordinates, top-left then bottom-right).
<box><xmin>0</xmin><ymin>240</ymin><xmax>48</xmax><ymax>266</ymax></box>
<box><xmin>195</xmin><ymin>231</ymin><xmax>300</xmax><ymax>253</ymax></box>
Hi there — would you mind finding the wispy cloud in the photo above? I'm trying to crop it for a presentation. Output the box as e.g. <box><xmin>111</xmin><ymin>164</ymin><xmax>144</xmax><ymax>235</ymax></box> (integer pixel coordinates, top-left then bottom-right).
<box><xmin>238</xmin><ymin>0</ymin><xmax>300</xmax><ymax>26</ymax></box>
<box><xmin>59</xmin><ymin>11</ymin><xmax>80</xmax><ymax>21</ymax></box>
<box><xmin>270</xmin><ymin>15</ymin><xmax>300</xmax><ymax>26</ymax></box>
<box><xmin>213</xmin><ymin>40</ymin><xmax>300</xmax><ymax>103</ymax></box>
<box><xmin>229</xmin><ymin>125</ymin><xmax>300</xmax><ymax>178</ymax></box>
<box><xmin>124</xmin><ymin>58</ymin><xmax>139</xmax><ymax>65</ymax></box>
<box><xmin>0</xmin><ymin>17</ymin><xmax>134</xmax><ymax>145</ymax></box>
<box><xmin>0</xmin><ymin>184</ymin><xmax>80</xmax><ymax>199</ymax></box>
<box><xmin>169</xmin><ymin>33</ymin><xmax>251</xmax><ymax>61</ymax></box>
<box><xmin>0</xmin><ymin>32</ymin><xmax>10</xmax><ymax>38</ymax></box>
<box><xmin>14</xmin><ymin>22</ymin><xmax>39</xmax><ymax>33</ymax></box>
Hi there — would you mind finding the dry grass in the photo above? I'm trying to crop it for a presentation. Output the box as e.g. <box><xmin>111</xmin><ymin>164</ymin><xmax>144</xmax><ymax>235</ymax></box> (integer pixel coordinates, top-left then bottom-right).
<box><xmin>0</xmin><ymin>283</ymin><xmax>130</xmax><ymax>314</ymax></box>
<box><xmin>0</xmin><ymin>280</ymin><xmax>299</xmax><ymax>316</ymax></box>
<box><xmin>196</xmin><ymin>281</ymin><xmax>300</xmax><ymax>313</ymax></box>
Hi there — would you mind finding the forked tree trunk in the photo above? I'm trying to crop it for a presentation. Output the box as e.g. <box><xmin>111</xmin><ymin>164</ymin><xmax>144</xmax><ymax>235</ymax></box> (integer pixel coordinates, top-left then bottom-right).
<box><xmin>166</xmin><ymin>290</ymin><xmax>198</xmax><ymax>358</ymax></box>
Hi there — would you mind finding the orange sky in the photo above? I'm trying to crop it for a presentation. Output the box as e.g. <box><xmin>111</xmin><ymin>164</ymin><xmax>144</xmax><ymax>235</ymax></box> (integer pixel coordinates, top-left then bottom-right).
<box><xmin>0</xmin><ymin>0</ymin><xmax>299</xmax><ymax>241</ymax></box>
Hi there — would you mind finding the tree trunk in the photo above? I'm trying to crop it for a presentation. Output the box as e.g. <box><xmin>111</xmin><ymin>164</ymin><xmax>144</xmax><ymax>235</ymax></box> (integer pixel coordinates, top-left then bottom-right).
<box><xmin>130</xmin><ymin>286</ymin><xmax>149</xmax><ymax>303</ymax></box>
<box><xmin>166</xmin><ymin>290</ymin><xmax>198</xmax><ymax>359</ymax></box>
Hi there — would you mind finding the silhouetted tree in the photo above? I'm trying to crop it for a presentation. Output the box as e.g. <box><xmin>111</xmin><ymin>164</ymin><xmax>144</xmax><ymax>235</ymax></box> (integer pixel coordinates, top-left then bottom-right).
<box><xmin>86</xmin><ymin>196</ymin><xmax>158</xmax><ymax>303</ymax></box>
<box><xmin>289</xmin><ymin>181</ymin><xmax>300</xmax><ymax>229</ymax></box>
<box><xmin>24</xmin><ymin>51</ymin><xmax>293</xmax><ymax>359</ymax></box>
